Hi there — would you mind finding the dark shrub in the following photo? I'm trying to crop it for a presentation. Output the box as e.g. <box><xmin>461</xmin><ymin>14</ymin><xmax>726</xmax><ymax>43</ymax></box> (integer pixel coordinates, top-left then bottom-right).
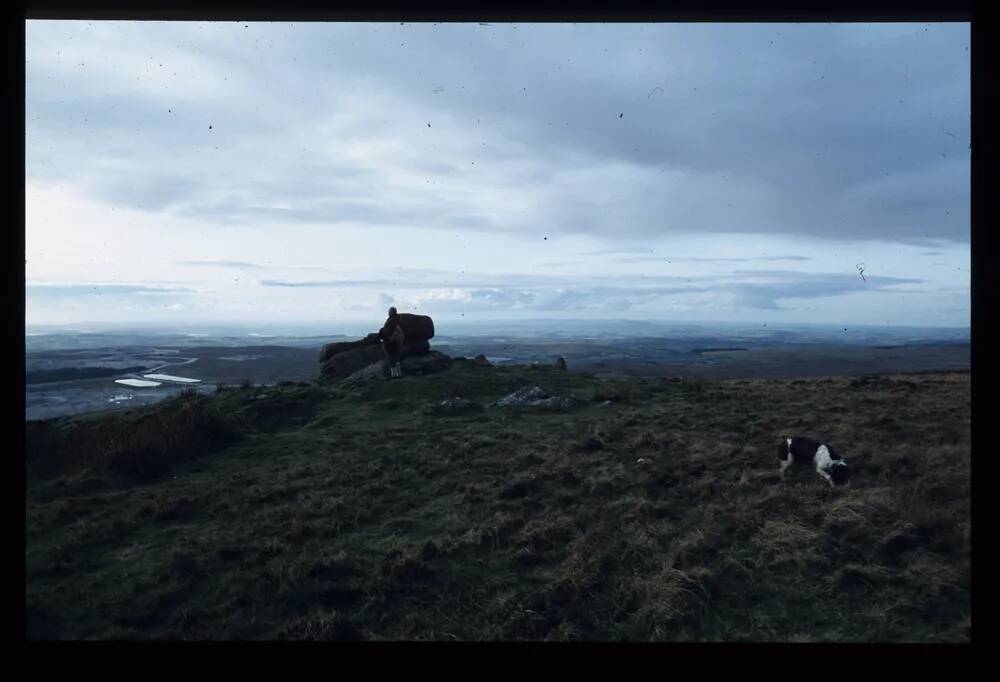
<box><xmin>25</xmin><ymin>396</ymin><xmax>242</xmax><ymax>481</ymax></box>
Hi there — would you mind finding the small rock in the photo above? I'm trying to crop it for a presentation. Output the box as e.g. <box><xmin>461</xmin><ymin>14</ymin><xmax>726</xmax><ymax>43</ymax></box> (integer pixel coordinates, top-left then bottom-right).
<box><xmin>554</xmin><ymin>357</ymin><xmax>567</xmax><ymax>371</ymax></box>
<box><xmin>493</xmin><ymin>385</ymin><xmax>577</xmax><ymax>408</ymax></box>
<box><xmin>493</xmin><ymin>385</ymin><xmax>547</xmax><ymax>406</ymax></box>
<box><xmin>426</xmin><ymin>398</ymin><xmax>484</xmax><ymax>416</ymax></box>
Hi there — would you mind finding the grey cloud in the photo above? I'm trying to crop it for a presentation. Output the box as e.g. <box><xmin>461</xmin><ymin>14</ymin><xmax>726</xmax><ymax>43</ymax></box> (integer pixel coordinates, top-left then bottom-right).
<box><xmin>91</xmin><ymin>173</ymin><xmax>204</xmax><ymax>212</ymax></box>
<box><xmin>271</xmin><ymin>267</ymin><xmax>923</xmax><ymax>314</ymax></box>
<box><xmin>724</xmin><ymin>270</ymin><xmax>925</xmax><ymax>303</ymax></box>
<box><xmin>398</xmin><ymin>280</ymin><xmax>814</xmax><ymax>314</ymax></box>
<box><xmin>261</xmin><ymin>271</ymin><xmax>660</xmax><ymax>290</ymax></box>
<box><xmin>728</xmin><ymin>269</ymin><xmax>921</xmax><ymax>284</ymax></box>
<box><xmin>261</xmin><ymin>279</ymin><xmax>387</xmax><ymax>288</ymax></box>
<box><xmin>612</xmin><ymin>255</ymin><xmax>814</xmax><ymax>264</ymax></box>
<box><xmin>172</xmin><ymin>197</ymin><xmax>498</xmax><ymax>231</ymax></box>
<box><xmin>522</xmin><ymin>285</ymin><xmax>705</xmax><ymax>312</ymax></box>
<box><xmin>259</xmin><ymin>266</ymin><xmax>921</xmax><ymax>294</ymax></box>
<box><xmin>535</xmin><ymin>260</ymin><xmax>587</xmax><ymax>268</ymax></box>
<box><xmin>300</xmin><ymin>22</ymin><xmax>969</xmax><ymax>242</ymax></box>
<box><xmin>579</xmin><ymin>248</ymin><xmax>656</xmax><ymax>257</ymax></box>
<box><xmin>709</xmin><ymin>255</ymin><xmax>814</xmax><ymax>262</ymax></box>
<box><xmin>175</xmin><ymin>260</ymin><xmax>264</xmax><ymax>269</ymax></box>
<box><xmin>725</xmin><ymin>277</ymin><xmax>912</xmax><ymax>310</ymax></box>
<box><xmin>459</xmin><ymin>288</ymin><xmax>539</xmax><ymax>309</ymax></box>
<box><xmin>26</xmin><ymin>284</ymin><xmax>196</xmax><ymax>298</ymax></box>
<box><xmin>26</xmin><ymin>22</ymin><xmax>969</xmax><ymax>243</ymax></box>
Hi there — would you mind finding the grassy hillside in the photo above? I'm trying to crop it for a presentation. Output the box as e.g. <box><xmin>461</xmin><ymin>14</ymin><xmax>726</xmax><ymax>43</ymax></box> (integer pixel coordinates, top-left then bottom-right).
<box><xmin>24</xmin><ymin>362</ymin><xmax>970</xmax><ymax>641</ymax></box>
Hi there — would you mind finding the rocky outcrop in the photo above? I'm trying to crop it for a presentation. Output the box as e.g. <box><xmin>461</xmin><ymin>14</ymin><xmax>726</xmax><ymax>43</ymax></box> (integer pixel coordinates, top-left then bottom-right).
<box><xmin>320</xmin><ymin>345</ymin><xmax>385</xmax><ymax>379</ymax></box>
<box><xmin>398</xmin><ymin>313</ymin><xmax>435</xmax><ymax>342</ymax></box>
<box><xmin>554</xmin><ymin>357</ymin><xmax>568</xmax><ymax>371</ymax></box>
<box><xmin>400</xmin><ymin>339</ymin><xmax>431</xmax><ymax>358</ymax></box>
<box><xmin>340</xmin><ymin>362</ymin><xmax>386</xmax><ymax>388</ymax></box>
<box><xmin>318</xmin><ymin>314</ymin><xmax>439</xmax><ymax>381</ymax></box>
<box><xmin>319</xmin><ymin>337</ymin><xmax>377</xmax><ymax>364</ymax></box>
<box><xmin>400</xmin><ymin>351</ymin><xmax>453</xmax><ymax>375</ymax></box>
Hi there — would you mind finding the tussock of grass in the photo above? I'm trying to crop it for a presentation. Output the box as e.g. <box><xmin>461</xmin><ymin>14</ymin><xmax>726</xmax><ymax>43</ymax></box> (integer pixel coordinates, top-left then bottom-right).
<box><xmin>26</xmin><ymin>393</ymin><xmax>242</xmax><ymax>480</ymax></box>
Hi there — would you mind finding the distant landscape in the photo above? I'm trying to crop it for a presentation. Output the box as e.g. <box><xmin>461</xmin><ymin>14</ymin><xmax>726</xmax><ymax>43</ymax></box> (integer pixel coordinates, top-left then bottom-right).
<box><xmin>24</xmin><ymin>321</ymin><xmax>971</xmax><ymax>641</ymax></box>
<box><xmin>25</xmin><ymin>321</ymin><xmax>969</xmax><ymax>421</ymax></box>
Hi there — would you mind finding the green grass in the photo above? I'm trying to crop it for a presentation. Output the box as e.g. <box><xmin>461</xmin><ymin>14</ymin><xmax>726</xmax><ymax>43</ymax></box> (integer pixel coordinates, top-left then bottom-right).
<box><xmin>25</xmin><ymin>365</ymin><xmax>970</xmax><ymax>641</ymax></box>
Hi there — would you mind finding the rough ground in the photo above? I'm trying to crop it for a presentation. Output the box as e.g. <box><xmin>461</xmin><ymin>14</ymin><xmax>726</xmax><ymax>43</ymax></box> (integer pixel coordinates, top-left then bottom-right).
<box><xmin>24</xmin><ymin>364</ymin><xmax>970</xmax><ymax>641</ymax></box>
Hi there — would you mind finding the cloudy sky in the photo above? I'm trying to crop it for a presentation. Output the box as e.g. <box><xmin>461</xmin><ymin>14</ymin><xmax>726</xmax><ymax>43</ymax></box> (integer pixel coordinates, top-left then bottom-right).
<box><xmin>25</xmin><ymin>21</ymin><xmax>970</xmax><ymax>328</ymax></box>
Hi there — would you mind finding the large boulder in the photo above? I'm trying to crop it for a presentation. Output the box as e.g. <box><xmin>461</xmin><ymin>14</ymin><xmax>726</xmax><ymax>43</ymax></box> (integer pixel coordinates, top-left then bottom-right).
<box><xmin>340</xmin><ymin>362</ymin><xmax>387</xmax><ymax>388</ymax></box>
<box><xmin>400</xmin><ymin>339</ymin><xmax>431</xmax><ymax>359</ymax></box>
<box><xmin>320</xmin><ymin>345</ymin><xmax>385</xmax><ymax>379</ymax></box>
<box><xmin>319</xmin><ymin>337</ymin><xmax>377</xmax><ymax>364</ymax></box>
<box><xmin>398</xmin><ymin>314</ymin><xmax>435</xmax><ymax>342</ymax></box>
<box><xmin>400</xmin><ymin>351</ymin><xmax>452</xmax><ymax>375</ymax></box>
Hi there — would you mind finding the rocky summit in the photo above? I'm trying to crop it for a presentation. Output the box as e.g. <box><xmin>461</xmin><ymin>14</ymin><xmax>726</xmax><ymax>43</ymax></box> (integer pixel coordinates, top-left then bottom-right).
<box><xmin>318</xmin><ymin>314</ymin><xmax>438</xmax><ymax>382</ymax></box>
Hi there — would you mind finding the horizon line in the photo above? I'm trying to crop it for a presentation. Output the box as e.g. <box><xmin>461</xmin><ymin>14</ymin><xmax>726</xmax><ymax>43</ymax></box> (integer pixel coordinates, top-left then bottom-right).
<box><xmin>24</xmin><ymin>318</ymin><xmax>972</xmax><ymax>331</ymax></box>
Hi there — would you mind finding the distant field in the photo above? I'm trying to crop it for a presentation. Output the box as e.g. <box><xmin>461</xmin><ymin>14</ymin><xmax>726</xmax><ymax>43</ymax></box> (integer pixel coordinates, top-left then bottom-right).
<box><xmin>26</xmin><ymin>341</ymin><xmax>969</xmax><ymax>420</ymax></box>
<box><xmin>26</xmin><ymin>366</ymin><xmax>148</xmax><ymax>385</ymax></box>
<box><xmin>574</xmin><ymin>344</ymin><xmax>970</xmax><ymax>380</ymax></box>
<box><xmin>26</xmin><ymin>346</ymin><xmax>319</xmax><ymax>420</ymax></box>
<box><xmin>690</xmin><ymin>347</ymin><xmax>748</xmax><ymax>355</ymax></box>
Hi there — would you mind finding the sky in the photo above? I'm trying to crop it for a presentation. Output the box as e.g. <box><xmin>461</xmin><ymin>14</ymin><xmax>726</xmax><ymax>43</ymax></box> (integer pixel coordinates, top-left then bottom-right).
<box><xmin>25</xmin><ymin>21</ymin><xmax>971</xmax><ymax>329</ymax></box>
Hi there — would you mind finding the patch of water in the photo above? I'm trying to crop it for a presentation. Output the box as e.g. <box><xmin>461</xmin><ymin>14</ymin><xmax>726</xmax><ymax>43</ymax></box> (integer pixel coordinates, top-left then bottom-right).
<box><xmin>115</xmin><ymin>378</ymin><xmax>162</xmax><ymax>388</ymax></box>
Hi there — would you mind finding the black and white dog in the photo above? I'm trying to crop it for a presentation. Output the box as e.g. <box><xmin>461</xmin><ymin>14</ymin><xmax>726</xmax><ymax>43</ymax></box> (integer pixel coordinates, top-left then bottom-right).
<box><xmin>778</xmin><ymin>436</ymin><xmax>851</xmax><ymax>487</ymax></box>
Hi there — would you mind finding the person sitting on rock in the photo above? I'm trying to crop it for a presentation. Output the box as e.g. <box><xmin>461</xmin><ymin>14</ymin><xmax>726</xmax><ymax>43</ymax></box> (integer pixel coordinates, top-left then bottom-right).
<box><xmin>378</xmin><ymin>306</ymin><xmax>406</xmax><ymax>378</ymax></box>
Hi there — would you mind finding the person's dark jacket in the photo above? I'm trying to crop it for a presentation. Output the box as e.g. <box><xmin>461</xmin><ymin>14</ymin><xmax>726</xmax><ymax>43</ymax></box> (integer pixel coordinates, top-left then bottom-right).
<box><xmin>379</xmin><ymin>313</ymin><xmax>404</xmax><ymax>359</ymax></box>
<box><xmin>379</xmin><ymin>313</ymin><xmax>401</xmax><ymax>341</ymax></box>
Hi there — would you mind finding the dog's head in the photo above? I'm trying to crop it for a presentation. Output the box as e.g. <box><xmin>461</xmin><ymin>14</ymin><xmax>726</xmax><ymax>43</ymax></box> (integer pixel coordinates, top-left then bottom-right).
<box><xmin>830</xmin><ymin>459</ymin><xmax>851</xmax><ymax>486</ymax></box>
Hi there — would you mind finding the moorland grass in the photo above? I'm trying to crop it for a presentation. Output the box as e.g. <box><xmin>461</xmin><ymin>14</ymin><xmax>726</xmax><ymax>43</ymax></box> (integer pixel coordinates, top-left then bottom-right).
<box><xmin>25</xmin><ymin>365</ymin><xmax>970</xmax><ymax>641</ymax></box>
